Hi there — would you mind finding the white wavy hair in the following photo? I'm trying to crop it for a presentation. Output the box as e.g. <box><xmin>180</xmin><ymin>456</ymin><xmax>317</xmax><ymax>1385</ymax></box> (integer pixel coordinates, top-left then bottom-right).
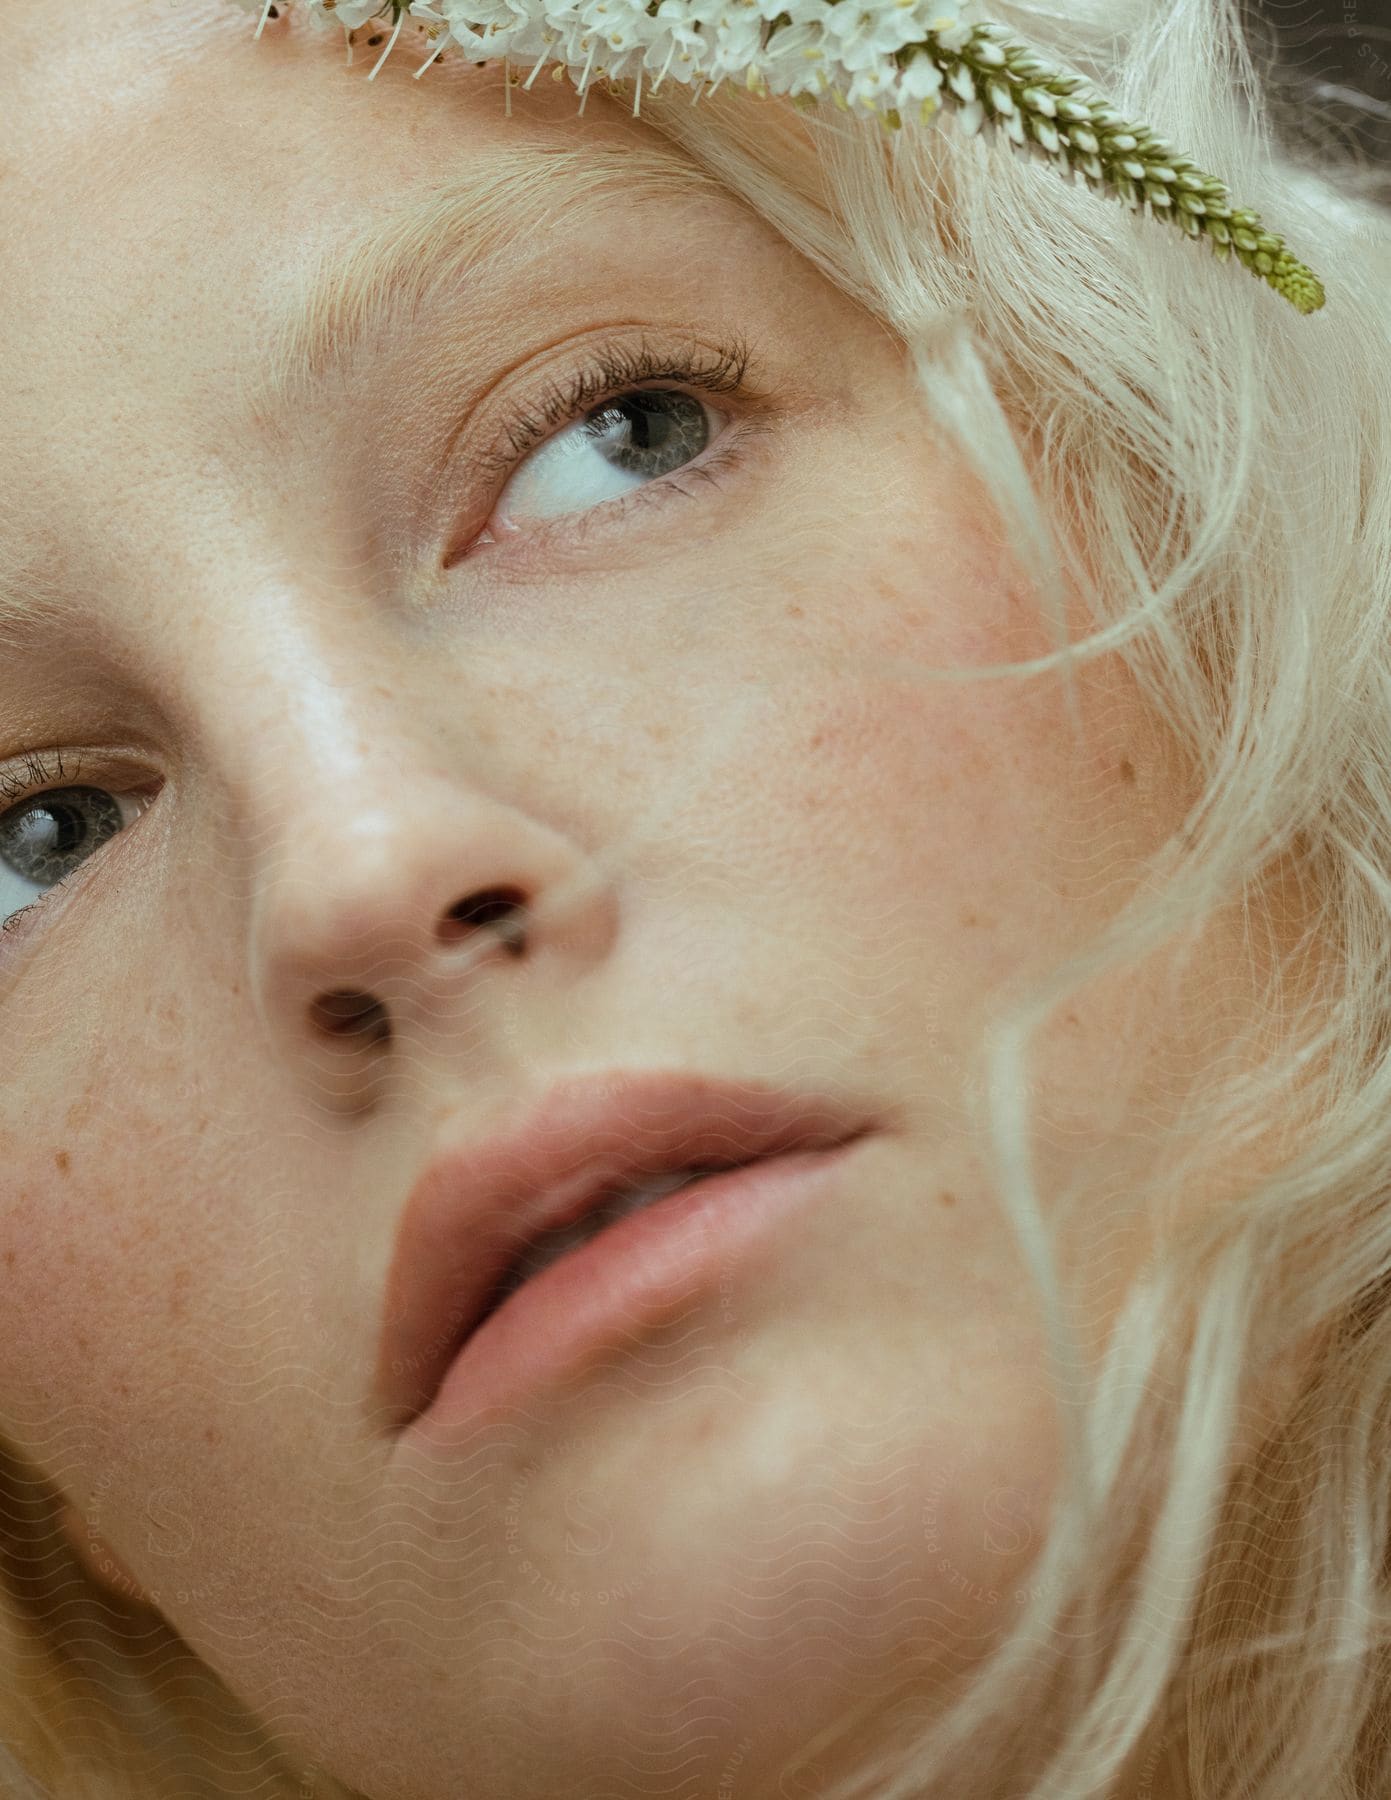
<box><xmin>2</xmin><ymin>0</ymin><xmax>1390</xmax><ymax>1793</ymax></box>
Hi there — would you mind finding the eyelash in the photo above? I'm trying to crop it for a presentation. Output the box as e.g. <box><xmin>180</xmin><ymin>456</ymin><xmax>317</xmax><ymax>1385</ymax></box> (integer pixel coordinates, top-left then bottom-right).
<box><xmin>460</xmin><ymin>332</ymin><xmax>765</xmax><ymax>556</ymax></box>
<box><xmin>0</xmin><ymin>336</ymin><xmax>768</xmax><ymax>958</ymax></box>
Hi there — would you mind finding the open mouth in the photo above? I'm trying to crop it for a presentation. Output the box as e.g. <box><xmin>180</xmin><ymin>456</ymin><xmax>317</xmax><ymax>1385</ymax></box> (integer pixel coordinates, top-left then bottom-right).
<box><xmin>477</xmin><ymin>1162</ymin><xmax>745</xmax><ymax>1319</ymax></box>
<box><xmin>398</xmin><ymin>1135</ymin><xmax>870</xmax><ymax>1435</ymax></box>
<box><xmin>376</xmin><ymin>1072</ymin><xmax>881</xmax><ymax>1438</ymax></box>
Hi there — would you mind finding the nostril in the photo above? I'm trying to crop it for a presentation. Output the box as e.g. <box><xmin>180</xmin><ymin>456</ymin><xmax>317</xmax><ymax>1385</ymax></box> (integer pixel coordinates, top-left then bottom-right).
<box><xmin>303</xmin><ymin>891</ymin><xmax>529</xmax><ymax>1049</ymax></box>
<box><xmin>309</xmin><ymin>989</ymin><xmax>391</xmax><ymax>1047</ymax></box>
<box><xmin>441</xmin><ymin>887</ymin><xmax>530</xmax><ymax>956</ymax></box>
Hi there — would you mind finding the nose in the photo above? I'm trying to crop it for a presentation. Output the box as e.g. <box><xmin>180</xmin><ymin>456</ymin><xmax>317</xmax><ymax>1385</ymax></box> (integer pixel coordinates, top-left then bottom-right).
<box><xmin>247</xmin><ymin>766</ymin><xmax>619</xmax><ymax>1098</ymax></box>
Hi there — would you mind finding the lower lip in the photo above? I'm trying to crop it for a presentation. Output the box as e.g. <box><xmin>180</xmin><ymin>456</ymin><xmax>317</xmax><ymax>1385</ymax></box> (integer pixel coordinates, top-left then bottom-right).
<box><xmin>403</xmin><ymin>1136</ymin><xmax>868</xmax><ymax>1444</ymax></box>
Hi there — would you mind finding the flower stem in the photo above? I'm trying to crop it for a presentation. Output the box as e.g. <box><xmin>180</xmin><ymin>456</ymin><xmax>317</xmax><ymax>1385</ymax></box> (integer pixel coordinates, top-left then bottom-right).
<box><xmin>919</xmin><ymin>22</ymin><xmax>1324</xmax><ymax>314</ymax></box>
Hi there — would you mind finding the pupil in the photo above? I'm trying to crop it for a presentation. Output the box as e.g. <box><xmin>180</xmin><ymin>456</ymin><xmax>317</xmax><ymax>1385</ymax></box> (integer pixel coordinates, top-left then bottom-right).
<box><xmin>587</xmin><ymin>391</ymin><xmax>707</xmax><ymax>478</ymax></box>
<box><xmin>625</xmin><ymin>396</ymin><xmax>668</xmax><ymax>451</ymax></box>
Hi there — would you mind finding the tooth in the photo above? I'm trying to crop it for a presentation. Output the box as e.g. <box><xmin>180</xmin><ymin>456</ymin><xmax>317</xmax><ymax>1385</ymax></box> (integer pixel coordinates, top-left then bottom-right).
<box><xmin>608</xmin><ymin>1167</ymin><xmax>704</xmax><ymax>1213</ymax></box>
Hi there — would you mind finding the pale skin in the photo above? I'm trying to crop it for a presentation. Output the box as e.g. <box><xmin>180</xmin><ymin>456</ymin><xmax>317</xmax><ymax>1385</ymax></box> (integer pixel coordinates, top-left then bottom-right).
<box><xmin>0</xmin><ymin>4</ymin><xmax>1325</xmax><ymax>1797</ymax></box>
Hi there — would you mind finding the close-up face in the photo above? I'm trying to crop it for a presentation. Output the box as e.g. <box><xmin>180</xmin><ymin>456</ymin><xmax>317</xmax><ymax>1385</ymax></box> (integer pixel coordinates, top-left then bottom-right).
<box><xmin>0</xmin><ymin>5</ymin><xmax>1323</xmax><ymax>1797</ymax></box>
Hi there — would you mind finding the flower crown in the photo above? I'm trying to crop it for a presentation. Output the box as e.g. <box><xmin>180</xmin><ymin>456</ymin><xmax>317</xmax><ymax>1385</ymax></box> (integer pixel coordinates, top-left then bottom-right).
<box><xmin>232</xmin><ymin>0</ymin><xmax>1326</xmax><ymax>315</ymax></box>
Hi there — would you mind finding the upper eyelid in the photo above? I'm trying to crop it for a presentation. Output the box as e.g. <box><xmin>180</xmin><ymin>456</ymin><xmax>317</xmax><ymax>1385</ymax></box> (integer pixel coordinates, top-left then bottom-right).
<box><xmin>0</xmin><ymin>745</ymin><xmax>157</xmax><ymax>800</ymax></box>
<box><xmin>462</xmin><ymin>331</ymin><xmax>769</xmax><ymax>485</ymax></box>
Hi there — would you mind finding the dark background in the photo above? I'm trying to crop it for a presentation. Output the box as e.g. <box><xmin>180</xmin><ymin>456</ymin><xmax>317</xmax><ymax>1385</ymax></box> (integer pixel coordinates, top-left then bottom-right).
<box><xmin>1245</xmin><ymin>0</ymin><xmax>1391</xmax><ymax>171</ymax></box>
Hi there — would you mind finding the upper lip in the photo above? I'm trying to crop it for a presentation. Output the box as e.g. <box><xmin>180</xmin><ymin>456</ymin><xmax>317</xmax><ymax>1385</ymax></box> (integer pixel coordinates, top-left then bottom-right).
<box><xmin>374</xmin><ymin>1071</ymin><xmax>876</xmax><ymax>1433</ymax></box>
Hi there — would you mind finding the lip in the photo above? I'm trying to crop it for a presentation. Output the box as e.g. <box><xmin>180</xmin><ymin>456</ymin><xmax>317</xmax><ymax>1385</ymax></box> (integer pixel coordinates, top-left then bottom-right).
<box><xmin>374</xmin><ymin>1072</ymin><xmax>877</xmax><ymax>1438</ymax></box>
<box><xmin>417</xmin><ymin>1139</ymin><xmax>868</xmax><ymax>1440</ymax></box>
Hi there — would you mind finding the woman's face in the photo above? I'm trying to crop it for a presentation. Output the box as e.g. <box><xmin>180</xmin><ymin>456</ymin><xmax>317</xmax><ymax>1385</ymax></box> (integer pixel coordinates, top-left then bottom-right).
<box><xmin>0</xmin><ymin>5</ymin><xmax>1309</xmax><ymax>1796</ymax></box>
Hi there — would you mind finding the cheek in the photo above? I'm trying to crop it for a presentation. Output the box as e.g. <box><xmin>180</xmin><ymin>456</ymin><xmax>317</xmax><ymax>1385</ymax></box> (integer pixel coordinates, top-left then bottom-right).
<box><xmin>764</xmin><ymin>545</ymin><xmax>1203</xmax><ymax>1107</ymax></box>
<box><xmin>764</xmin><ymin>581</ymin><xmax>1086</xmax><ymax>894</ymax></box>
<box><xmin>793</xmin><ymin>506</ymin><xmax>1182</xmax><ymax>862</ymax></box>
<box><xmin>0</xmin><ymin>1009</ymin><xmax>239</xmax><ymax>1495</ymax></box>
<box><xmin>790</xmin><ymin>399</ymin><xmax>1105</xmax><ymax>684</ymax></box>
<box><xmin>0</xmin><ymin>945</ymin><xmax>237</xmax><ymax>1440</ymax></box>
<box><xmin>0</xmin><ymin>1106</ymin><xmax>355</xmax><ymax>1631</ymax></box>
<box><xmin>0</xmin><ymin>1141</ymin><xmax>172</xmax><ymax>1458</ymax></box>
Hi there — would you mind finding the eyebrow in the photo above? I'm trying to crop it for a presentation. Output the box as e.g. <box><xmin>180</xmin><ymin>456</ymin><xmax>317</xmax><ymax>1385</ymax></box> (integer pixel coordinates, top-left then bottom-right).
<box><xmin>250</xmin><ymin>138</ymin><xmax>730</xmax><ymax>413</ymax></box>
<box><xmin>0</xmin><ymin>138</ymin><xmax>730</xmax><ymax>646</ymax></box>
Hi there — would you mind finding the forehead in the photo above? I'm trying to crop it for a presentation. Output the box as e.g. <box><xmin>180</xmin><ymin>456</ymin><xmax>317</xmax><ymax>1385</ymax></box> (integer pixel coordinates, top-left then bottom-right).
<box><xmin>0</xmin><ymin>0</ymin><xmax>658</xmax><ymax>303</ymax></box>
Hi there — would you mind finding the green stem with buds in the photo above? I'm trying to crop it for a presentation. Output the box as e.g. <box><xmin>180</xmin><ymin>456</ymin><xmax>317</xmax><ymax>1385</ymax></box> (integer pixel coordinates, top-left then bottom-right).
<box><xmin>895</xmin><ymin>21</ymin><xmax>1324</xmax><ymax>315</ymax></box>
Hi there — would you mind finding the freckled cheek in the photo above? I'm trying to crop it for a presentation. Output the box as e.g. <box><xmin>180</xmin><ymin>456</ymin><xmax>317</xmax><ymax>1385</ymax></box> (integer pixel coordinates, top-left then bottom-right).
<box><xmin>785</xmin><ymin>645</ymin><xmax>1038</xmax><ymax>835</ymax></box>
<box><xmin>769</xmin><ymin>644</ymin><xmax>1097</xmax><ymax>1010</ymax></box>
<box><xmin>855</xmin><ymin>554</ymin><xmax>1062</xmax><ymax>674</ymax></box>
<box><xmin>0</xmin><ymin>1168</ymin><xmax>179</xmax><ymax>1456</ymax></box>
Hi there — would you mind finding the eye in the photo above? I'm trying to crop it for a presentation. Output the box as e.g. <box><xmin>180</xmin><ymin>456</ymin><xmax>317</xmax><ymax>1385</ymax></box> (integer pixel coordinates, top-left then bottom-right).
<box><xmin>0</xmin><ymin>768</ymin><xmax>153</xmax><ymax>949</ymax></box>
<box><xmin>473</xmin><ymin>387</ymin><xmax>732</xmax><ymax>549</ymax></box>
<box><xmin>445</xmin><ymin>333</ymin><xmax>769</xmax><ymax>564</ymax></box>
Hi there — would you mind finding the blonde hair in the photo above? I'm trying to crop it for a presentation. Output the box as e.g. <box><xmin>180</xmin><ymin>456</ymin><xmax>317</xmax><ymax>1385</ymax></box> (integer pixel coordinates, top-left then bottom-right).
<box><xmin>4</xmin><ymin>0</ymin><xmax>1391</xmax><ymax>1792</ymax></box>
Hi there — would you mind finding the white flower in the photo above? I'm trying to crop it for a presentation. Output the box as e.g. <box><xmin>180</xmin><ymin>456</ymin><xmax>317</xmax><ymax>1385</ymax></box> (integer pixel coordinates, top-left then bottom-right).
<box><xmin>925</xmin><ymin>9</ymin><xmax>977</xmax><ymax>54</ymax></box>
<box><xmin>432</xmin><ymin>0</ymin><xmax>509</xmax><ymax>31</ymax></box>
<box><xmin>574</xmin><ymin>0</ymin><xmax>649</xmax><ymax>55</ymax></box>
<box><xmin>896</xmin><ymin>48</ymin><xmax>944</xmax><ymax>103</ymax></box>
<box><xmin>640</xmin><ymin>2</ymin><xmax>714</xmax><ymax>87</ymax></box>
<box><xmin>300</xmin><ymin>0</ymin><xmax>392</xmax><ymax>30</ymax></box>
<box><xmin>761</xmin><ymin>4</ymin><xmax>834</xmax><ymax>99</ymax></box>
<box><xmin>438</xmin><ymin>0</ymin><xmax>564</xmax><ymax>59</ymax></box>
<box><xmin>648</xmin><ymin>0</ymin><xmax>711</xmax><ymax>61</ymax></box>
<box><xmin>437</xmin><ymin>25</ymin><xmax>507</xmax><ymax>59</ymax></box>
<box><xmin>818</xmin><ymin>0</ymin><xmax>921</xmax><ymax>74</ymax></box>
<box><xmin>843</xmin><ymin>58</ymin><xmax>901</xmax><ymax>111</ymax></box>
<box><xmin>476</xmin><ymin>0</ymin><xmax>547</xmax><ymax>28</ymax></box>
<box><xmin>704</xmin><ymin>0</ymin><xmax>764</xmax><ymax>74</ymax></box>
